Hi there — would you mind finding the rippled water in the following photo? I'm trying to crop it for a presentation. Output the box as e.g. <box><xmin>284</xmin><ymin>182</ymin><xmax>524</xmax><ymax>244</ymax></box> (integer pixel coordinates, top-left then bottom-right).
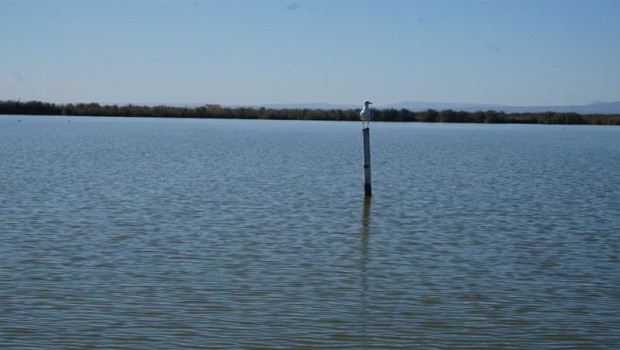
<box><xmin>1</xmin><ymin>115</ymin><xmax>619</xmax><ymax>349</ymax></box>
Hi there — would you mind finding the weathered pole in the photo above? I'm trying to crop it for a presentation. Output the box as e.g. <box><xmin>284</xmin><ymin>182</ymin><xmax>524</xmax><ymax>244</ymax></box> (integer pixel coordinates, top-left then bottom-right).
<box><xmin>362</xmin><ymin>127</ymin><xmax>372</xmax><ymax>197</ymax></box>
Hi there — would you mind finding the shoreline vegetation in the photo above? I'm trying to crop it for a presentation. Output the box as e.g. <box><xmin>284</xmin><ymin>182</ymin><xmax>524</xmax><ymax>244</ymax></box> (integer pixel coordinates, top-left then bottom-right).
<box><xmin>2</xmin><ymin>100</ymin><xmax>620</xmax><ymax>125</ymax></box>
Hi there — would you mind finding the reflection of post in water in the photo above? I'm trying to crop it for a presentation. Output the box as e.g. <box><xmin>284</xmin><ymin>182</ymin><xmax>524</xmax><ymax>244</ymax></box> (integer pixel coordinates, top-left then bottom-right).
<box><xmin>360</xmin><ymin>196</ymin><xmax>371</xmax><ymax>346</ymax></box>
<box><xmin>361</xmin><ymin>196</ymin><xmax>370</xmax><ymax>289</ymax></box>
<box><xmin>362</xmin><ymin>196</ymin><xmax>371</xmax><ymax>229</ymax></box>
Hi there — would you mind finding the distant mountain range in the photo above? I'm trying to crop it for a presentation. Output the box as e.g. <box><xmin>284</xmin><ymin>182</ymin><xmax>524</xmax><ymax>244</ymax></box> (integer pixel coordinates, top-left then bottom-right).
<box><xmin>158</xmin><ymin>100</ymin><xmax>620</xmax><ymax>114</ymax></box>
<box><xmin>381</xmin><ymin>101</ymin><xmax>620</xmax><ymax>114</ymax></box>
<box><xmin>254</xmin><ymin>101</ymin><xmax>620</xmax><ymax>114</ymax></box>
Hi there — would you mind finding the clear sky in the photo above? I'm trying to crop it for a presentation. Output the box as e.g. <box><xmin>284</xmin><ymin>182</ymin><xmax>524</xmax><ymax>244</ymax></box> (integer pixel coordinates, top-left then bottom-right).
<box><xmin>2</xmin><ymin>0</ymin><xmax>619</xmax><ymax>106</ymax></box>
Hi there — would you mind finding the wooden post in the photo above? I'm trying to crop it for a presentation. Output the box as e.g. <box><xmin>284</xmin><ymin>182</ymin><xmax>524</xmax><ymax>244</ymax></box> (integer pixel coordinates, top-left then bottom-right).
<box><xmin>362</xmin><ymin>127</ymin><xmax>372</xmax><ymax>197</ymax></box>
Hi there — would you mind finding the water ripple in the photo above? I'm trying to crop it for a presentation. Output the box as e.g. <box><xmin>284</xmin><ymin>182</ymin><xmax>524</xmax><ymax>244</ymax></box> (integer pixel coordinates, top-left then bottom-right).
<box><xmin>1</xmin><ymin>117</ymin><xmax>619</xmax><ymax>348</ymax></box>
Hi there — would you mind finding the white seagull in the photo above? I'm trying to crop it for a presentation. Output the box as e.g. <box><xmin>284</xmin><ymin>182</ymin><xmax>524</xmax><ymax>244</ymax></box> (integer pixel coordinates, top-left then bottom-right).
<box><xmin>360</xmin><ymin>100</ymin><xmax>372</xmax><ymax>128</ymax></box>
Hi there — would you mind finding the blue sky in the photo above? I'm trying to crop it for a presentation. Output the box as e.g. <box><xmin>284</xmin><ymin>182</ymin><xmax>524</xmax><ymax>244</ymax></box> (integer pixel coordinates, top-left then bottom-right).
<box><xmin>2</xmin><ymin>0</ymin><xmax>619</xmax><ymax>106</ymax></box>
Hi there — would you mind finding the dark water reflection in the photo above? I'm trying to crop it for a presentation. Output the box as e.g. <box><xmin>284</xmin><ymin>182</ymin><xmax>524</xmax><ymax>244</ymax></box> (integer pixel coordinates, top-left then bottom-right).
<box><xmin>360</xmin><ymin>196</ymin><xmax>371</xmax><ymax>349</ymax></box>
<box><xmin>1</xmin><ymin>116</ymin><xmax>619</xmax><ymax>349</ymax></box>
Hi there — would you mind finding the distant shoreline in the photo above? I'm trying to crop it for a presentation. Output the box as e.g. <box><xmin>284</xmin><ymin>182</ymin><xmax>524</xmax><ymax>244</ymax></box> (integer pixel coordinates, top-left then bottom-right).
<box><xmin>2</xmin><ymin>100</ymin><xmax>619</xmax><ymax>125</ymax></box>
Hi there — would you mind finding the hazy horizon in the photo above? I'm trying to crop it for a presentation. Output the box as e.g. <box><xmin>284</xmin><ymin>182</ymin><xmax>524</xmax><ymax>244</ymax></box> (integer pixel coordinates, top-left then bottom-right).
<box><xmin>2</xmin><ymin>0</ymin><xmax>619</xmax><ymax>107</ymax></box>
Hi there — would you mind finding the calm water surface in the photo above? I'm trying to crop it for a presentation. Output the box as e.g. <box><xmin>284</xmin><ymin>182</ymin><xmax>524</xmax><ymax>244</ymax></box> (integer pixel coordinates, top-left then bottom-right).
<box><xmin>1</xmin><ymin>116</ymin><xmax>619</xmax><ymax>349</ymax></box>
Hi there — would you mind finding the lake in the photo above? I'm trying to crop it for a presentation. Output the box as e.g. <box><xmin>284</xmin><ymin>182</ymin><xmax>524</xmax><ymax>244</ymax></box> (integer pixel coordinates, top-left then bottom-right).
<box><xmin>1</xmin><ymin>115</ymin><xmax>619</xmax><ymax>349</ymax></box>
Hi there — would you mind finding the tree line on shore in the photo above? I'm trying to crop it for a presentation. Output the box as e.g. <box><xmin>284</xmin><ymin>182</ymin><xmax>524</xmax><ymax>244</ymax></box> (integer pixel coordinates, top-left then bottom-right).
<box><xmin>2</xmin><ymin>99</ymin><xmax>619</xmax><ymax>125</ymax></box>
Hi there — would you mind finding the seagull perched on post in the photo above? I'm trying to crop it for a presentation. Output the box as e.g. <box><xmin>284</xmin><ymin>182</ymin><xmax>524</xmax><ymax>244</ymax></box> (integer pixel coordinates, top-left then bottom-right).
<box><xmin>360</xmin><ymin>100</ymin><xmax>372</xmax><ymax>128</ymax></box>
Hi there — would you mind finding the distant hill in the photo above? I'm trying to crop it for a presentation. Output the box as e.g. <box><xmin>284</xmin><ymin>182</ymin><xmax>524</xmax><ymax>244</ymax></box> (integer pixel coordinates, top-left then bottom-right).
<box><xmin>380</xmin><ymin>101</ymin><xmax>620</xmax><ymax>114</ymax></box>
<box><xmin>151</xmin><ymin>100</ymin><xmax>620</xmax><ymax>114</ymax></box>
